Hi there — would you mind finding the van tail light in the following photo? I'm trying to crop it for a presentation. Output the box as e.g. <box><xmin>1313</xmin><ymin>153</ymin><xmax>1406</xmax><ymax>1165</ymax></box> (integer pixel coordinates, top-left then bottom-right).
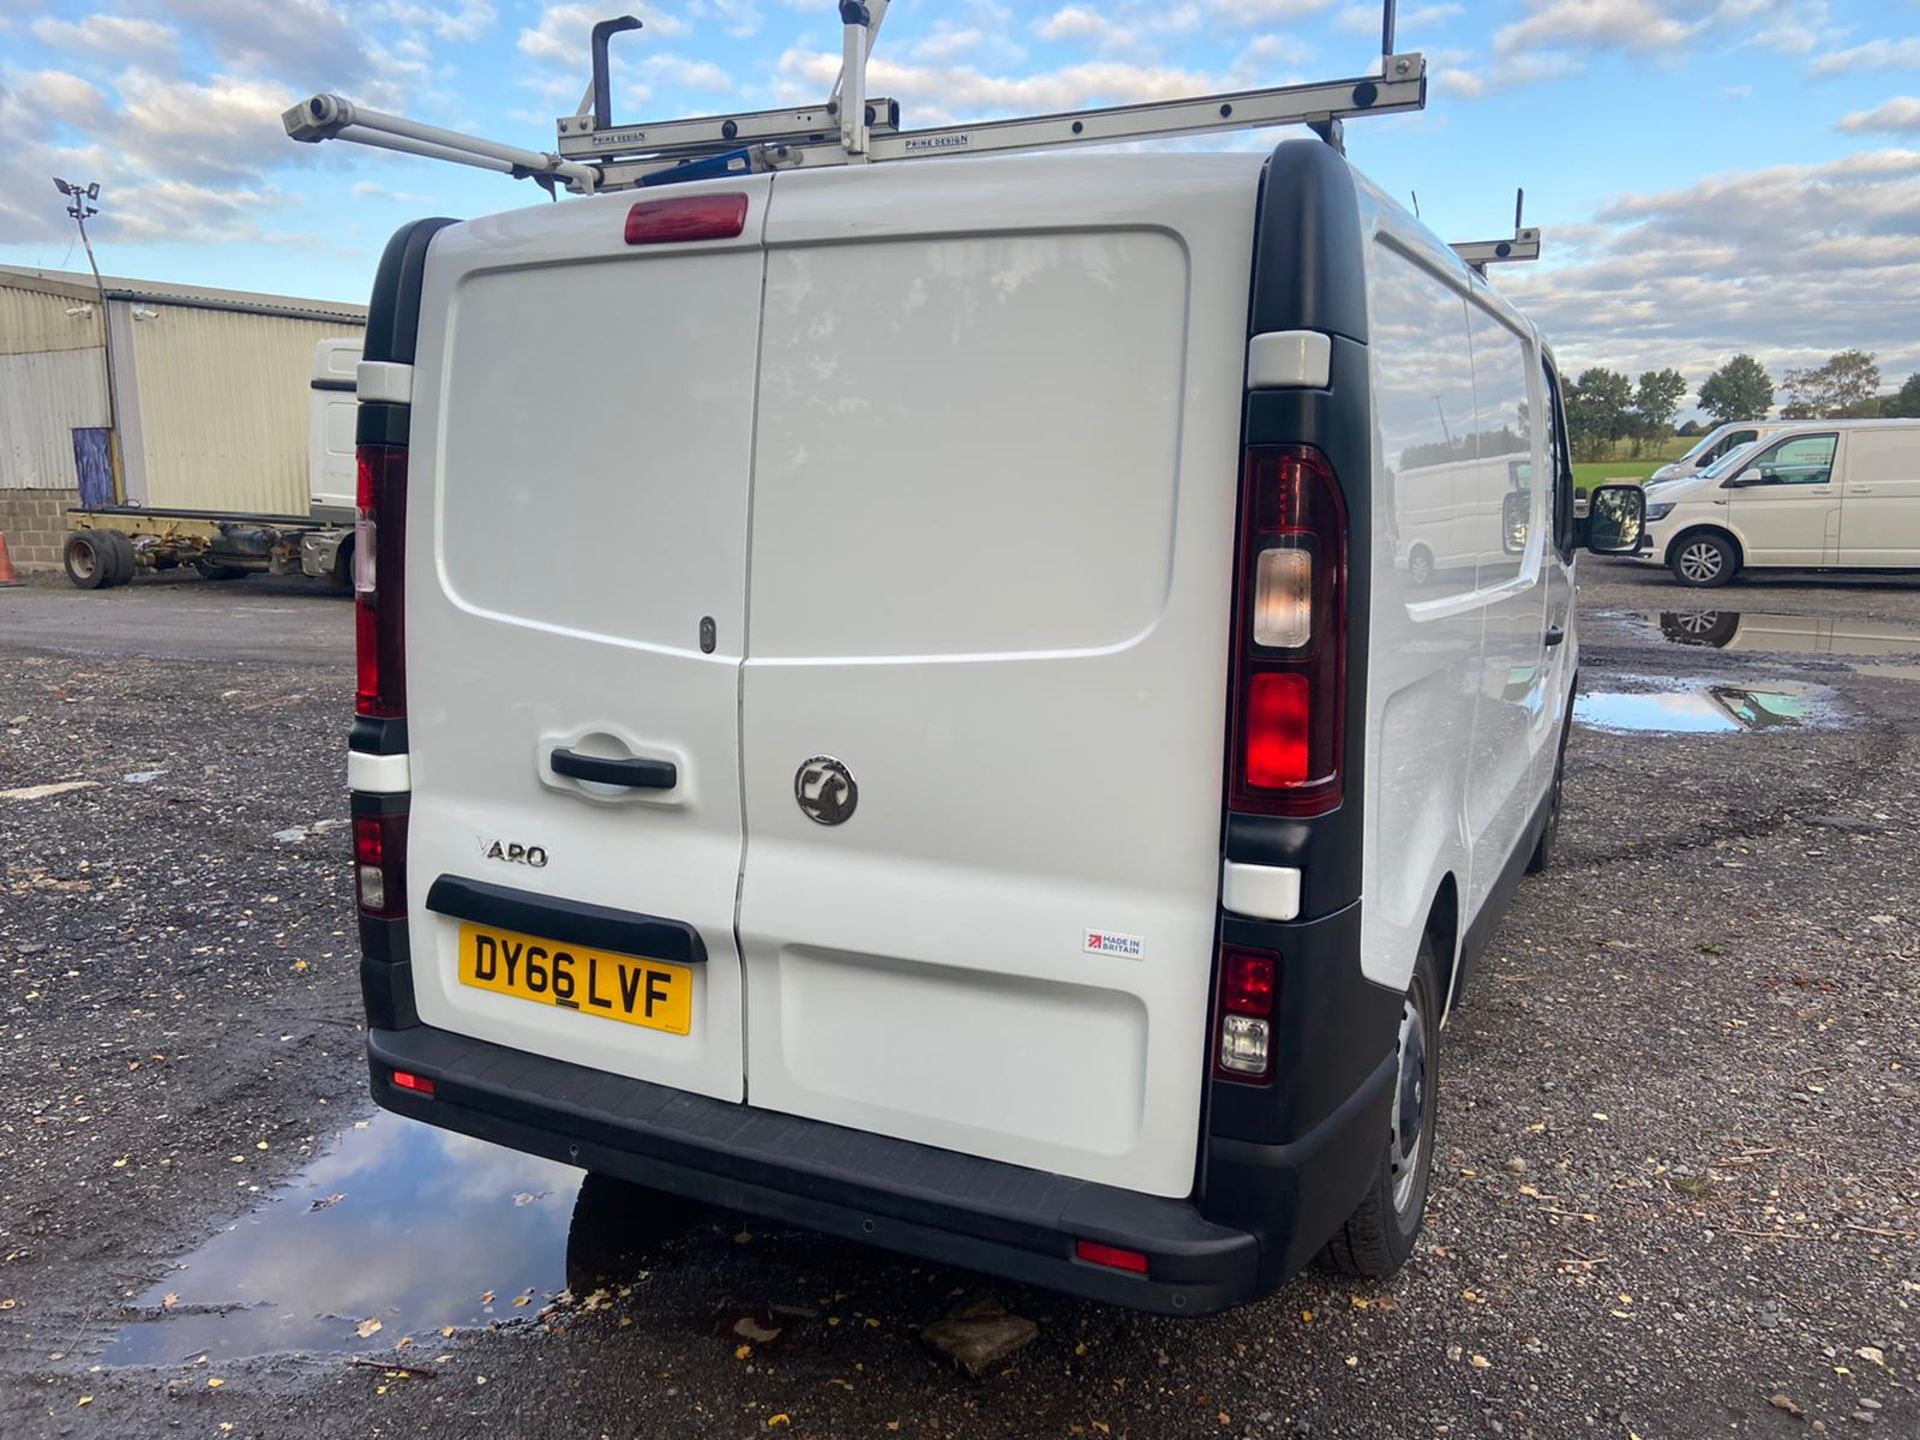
<box><xmin>1227</xmin><ymin>445</ymin><xmax>1346</xmax><ymax>816</ymax></box>
<box><xmin>1214</xmin><ymin>945</ymin><xmax>1279</xmax><ymax>1082</ymax></box>
<box><xmin>1074</xmin><ymin>1239</ymin><xmax>1149</xmax><ymax>1274</ymax></box>
<box><xmin>353</xmin><ymin>809</ymin><xmax>409</xmax><ymax>919</ymax></box>
<box><xmin>354</xmin><ymin>444</ymin><xmax>408</xmax><ymax>719</ymax></box>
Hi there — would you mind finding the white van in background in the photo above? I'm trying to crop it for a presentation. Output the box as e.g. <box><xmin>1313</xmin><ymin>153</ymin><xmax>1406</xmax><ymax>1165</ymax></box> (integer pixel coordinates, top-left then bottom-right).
<box><xmin>1649</xmin><ymin>419</ymin><xmax>1795</xmax><ymax>484</ymax></box>
<box><xmin>342</xmin><ymin>138</ymin><xmax>1642</xmax><ymax>1316</ymax></box>
<box><xmin>1637</xmin><ymin>419</ymin><xmax>1920</xmax><ymax>586</ymax></box>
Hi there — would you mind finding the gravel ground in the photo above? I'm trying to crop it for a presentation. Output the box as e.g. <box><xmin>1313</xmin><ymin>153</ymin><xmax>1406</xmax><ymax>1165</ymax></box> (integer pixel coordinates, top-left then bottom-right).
<box><xmin>0</xmin><ymin>560</ymin><xmax>1915</xmax><ymax>1439</ymax></box>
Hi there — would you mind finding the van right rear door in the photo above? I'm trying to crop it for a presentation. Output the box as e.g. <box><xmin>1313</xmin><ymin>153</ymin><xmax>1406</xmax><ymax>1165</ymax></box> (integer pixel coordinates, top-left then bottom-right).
<box><xmin>734</xmin><ymin>154</ymin><xmax>1263</xmax><ymax>1199</ymax></box>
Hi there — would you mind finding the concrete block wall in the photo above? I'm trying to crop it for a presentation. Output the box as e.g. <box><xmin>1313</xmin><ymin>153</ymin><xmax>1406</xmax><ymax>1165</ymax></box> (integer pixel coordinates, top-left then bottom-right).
<box><xmin>0</xmin><ymin>489</ymin><xmax>80</xmax><ymax>570</ymax></box>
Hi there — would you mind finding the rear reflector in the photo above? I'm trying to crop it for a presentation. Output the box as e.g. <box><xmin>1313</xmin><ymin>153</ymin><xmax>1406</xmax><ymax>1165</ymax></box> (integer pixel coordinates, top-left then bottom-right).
<box><xmin>625</xmin><ymin>192</ymin><xmax>750</xmax><ymax>245</ymax></box>
<box><xmin>1074</xmin><ymin>1239</ymin><xmax>1149</xmax><ymax>1274</ymax></box>
<box><xmin>391</xmin><ymin>1070</ymin><xmax>434</xmax><ymax>1097</ymax></box>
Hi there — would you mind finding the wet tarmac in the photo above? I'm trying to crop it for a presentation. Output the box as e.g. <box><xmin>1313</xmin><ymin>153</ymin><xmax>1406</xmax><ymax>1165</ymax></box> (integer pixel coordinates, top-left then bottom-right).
<box><xmin>103</xmin><ymin>1116</ymin><xmax>582</xmax><ymax>1366</ymax></box>
<box><xmin>1645</xmin><ymin>608</ymin><xmax>1920</xmax><ymax>658</ymax></box>
<box><xmin>1574</xmin><ymin>677</ymin><xmax>1831</xmax><ymax>734</ymax></box>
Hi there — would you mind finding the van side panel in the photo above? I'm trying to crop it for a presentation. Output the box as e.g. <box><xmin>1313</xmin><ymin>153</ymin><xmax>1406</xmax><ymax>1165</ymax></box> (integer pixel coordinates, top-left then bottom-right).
<box><xmin>1838</xmin><ymin>428</ymin><xmax>1920</xmax><ymax>565</ymax></box>
<box><xmin>737</xmin><ymin>155</ymin><xmax>1261</xmax><ymax>1198</ymax></box>
<box><xmin>1356</xmin><ymin>224</ymin><xmax>1480</xmax><ymax>996</ymax></box>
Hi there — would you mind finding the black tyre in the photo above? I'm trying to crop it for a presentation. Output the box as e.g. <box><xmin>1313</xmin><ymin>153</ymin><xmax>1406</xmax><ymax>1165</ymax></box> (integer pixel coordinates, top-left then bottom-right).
<box><xmin>62</xmin><ymin>532</ymin><xmax>113</xmax><ymax>590</ymax></box>
<box><xmin>1320</xmin><ymin>937</ymin><xmax>1439</xmax><ymax>1278</ymax></box>
<box><xmin>99</xmin><ymin>530</ymin><xmax>136</xmax><ymax>586</ymax></box>
<box><xmin>564</xmin><ymin>1172</ymin><xmax>706</xmax><ymax>1294</ymax></box>
<box><xmin>1526</xmin><ymin>747</ymin><xmax>1564</xmax><ymax>875</ymax></box>
<box><xmin>1407</xmin><ymin>545</ymin><xmax>1435</xmax><ymax>588</ymax></box>
<box><xmin>1669</xmin><ymin>531</ymin><xmax>1737</xmax><ymax>588</ymax></box>
<box><xmin>195</xmin><ymin>558</ymin><xmax>250</xmax><ymax>582</ymax></box>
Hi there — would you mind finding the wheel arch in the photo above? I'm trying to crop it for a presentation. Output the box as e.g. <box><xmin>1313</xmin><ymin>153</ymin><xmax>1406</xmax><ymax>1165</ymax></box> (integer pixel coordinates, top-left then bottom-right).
<box><xmin>1664</xmin><ymin>523</ymin><xmax>1743</xmax><ymax>570</ymax></box>
<box><xmin>1424</xmin><ymin>872</ymin><xmax>1462</xmax><ymax>1022</ymax></box>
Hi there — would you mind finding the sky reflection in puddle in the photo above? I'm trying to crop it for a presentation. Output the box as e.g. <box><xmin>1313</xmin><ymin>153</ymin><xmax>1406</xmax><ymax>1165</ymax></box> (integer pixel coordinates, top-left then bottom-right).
<box><xmin>103</xmin><ymin>1114</ymin><xmax>582</xmax><ymax>1366</ymax></box>
<box><xmin>1575</xmin><ymin>678</ymin><xmax>1825</xmax><ymax>734</ymax></box>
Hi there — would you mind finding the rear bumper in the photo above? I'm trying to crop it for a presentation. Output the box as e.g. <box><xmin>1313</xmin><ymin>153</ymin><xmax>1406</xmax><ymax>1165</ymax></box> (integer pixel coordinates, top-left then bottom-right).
<box><xmin>366</xmin><ymin>1023</ymin><xmax>1390</xmax><ymax>1316</ymax></box>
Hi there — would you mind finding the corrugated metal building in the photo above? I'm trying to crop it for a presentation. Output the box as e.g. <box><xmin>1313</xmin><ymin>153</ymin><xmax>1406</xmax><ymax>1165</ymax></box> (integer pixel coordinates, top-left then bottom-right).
<box><xmin>0</xmin><ymin>265</ymin><xmax>366</xmax><ymax>567</ymax></box>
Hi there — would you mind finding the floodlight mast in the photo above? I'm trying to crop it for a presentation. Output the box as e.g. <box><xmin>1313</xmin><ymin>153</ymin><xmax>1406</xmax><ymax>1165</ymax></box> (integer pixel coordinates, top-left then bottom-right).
<box><xmin>52</xmin><ymin>176</ymin><xmax>123</xmax><ymax>502</ymax></box>
<box><xmin>284</xmin><ymin>1</ymin><xmax>1426</xmax><ymax>194</ymax></box>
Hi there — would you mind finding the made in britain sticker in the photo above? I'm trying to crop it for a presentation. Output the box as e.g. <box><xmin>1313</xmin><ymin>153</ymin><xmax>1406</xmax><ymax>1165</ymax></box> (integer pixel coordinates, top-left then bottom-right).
<box><xmin>1083</xmin><ymin>928</ymin><xmax>1145</xmax><ymax>960</ymax></box>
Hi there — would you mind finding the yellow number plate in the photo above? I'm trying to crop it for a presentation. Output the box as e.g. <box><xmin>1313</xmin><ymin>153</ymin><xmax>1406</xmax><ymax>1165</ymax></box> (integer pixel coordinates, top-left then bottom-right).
<box><xmin>457</xmin><ymin>923</ymin><xmax>691</xmax><ymax>1036</ymax></box>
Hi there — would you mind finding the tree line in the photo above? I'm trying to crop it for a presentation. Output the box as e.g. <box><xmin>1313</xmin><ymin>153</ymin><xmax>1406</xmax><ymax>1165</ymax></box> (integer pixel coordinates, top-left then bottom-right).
<box><xmin>1561</xmin><ymin>350</ymin><xmax>1920</xmax><ymax>462</ymax></box>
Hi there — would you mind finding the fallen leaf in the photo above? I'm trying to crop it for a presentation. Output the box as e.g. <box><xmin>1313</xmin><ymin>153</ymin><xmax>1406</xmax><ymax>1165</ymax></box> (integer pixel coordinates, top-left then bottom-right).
<box><xmin>1470</xmin><ymin>1354</ymin><xmax>1491</xmax><ymax>1369</ymax></box>
<box><xmin>112</xmin><ymin>1157</ymin><xmax>127</xmax><ymax>1169</ymax></box>
<box><xmin>356</xmin><ymin>1317</ymin><xmax>383</xmax><ymax>1339</ymax></box>
<box><xmin>733</xmin><ymin>1316</ymin><xmax>781</xmax><ymax>1343</ymax></box>
<box><xmin>734</xmin><ymin>1344</ymin><xmax>752</xmax><ymax>1361</ymax></box>
<box><xmin>1856</xmin><ymin>1346</ymin><xmax>1886</xmax><ymax>1366</ymax></box>
<box><xmin>1769</xmin><ymin>1394</ymin><xmax>1804</xmax><ymax>1419</ymax></box>
<box><xmin>767</xmin><ymin>1416</ymin><xmax>791</xmax><ymax>1429</ymax></box>
<box><xmin>440</xmin><ymin>1326</ymin><xmax>455</xmax><ymax>1338</ymax></box>
<box><xmin>207</xmin><ymin>1377</ymin><xmax>225</xmax><ymax>1388</ymax></box>
<box><xmin>77</xmin><ymin>1397</ymin><xmax>93</xmax><ymax>1408</ymax></box>
<box><xmin>512</xmin><ymin>1295</ymin><xmax>531</xmax><ymax>1308</ymax></box>
<box><xmin>479</xmin><ymin>1291</ymin><xmax>495</xmax><ymax>1305</ymax></box>
<box><xmin>162</xmin><ymin>1293</ymin><xmax>179</xmax><ymax>1310</ymax></box>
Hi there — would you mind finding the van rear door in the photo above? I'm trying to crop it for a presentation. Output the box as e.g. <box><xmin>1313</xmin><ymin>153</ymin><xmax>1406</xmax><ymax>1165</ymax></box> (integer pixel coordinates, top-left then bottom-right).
<box><xmin>399</xmin><ymin>180</ymin><xmax>771</xmax><ymax>1103</ymax></box>
<box><xmin>735</xmin><ymin>155</ymin><xmax>1260</xmax><ymax>1198</ymax></box>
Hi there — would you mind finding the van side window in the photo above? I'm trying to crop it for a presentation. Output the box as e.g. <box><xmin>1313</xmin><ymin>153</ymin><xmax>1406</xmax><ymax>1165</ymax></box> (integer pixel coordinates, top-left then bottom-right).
<box><xmin>1740</xmin><ymin>433</ymin><xmax>1837</xmax><ymax>486</ymax></box>
<box><xmin>1707</xmin><ymin>428</ymin><xmax>1758</xmax><ymax>464</ymax></box>
<box><xmin>1464</xmin><ymin>304</ymin><xmax>1535</xmax><ymax>590</ymax></box>
<box><xmin>1369</xmin><ymin>244</ymin><xmax>1479</xmax><ymax>597</ymax></box>
<box><xmin>1542</xmin><ymin>359</ymin><xmax>1575</xmax><ymax>560</ymax></box>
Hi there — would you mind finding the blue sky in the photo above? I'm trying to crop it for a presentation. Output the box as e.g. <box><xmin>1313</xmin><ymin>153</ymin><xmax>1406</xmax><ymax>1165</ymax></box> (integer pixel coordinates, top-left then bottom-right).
<box><xmin>3</xmin><ymin>1</ymin><xmax>1919</xmax><ymax>400</ymax></box>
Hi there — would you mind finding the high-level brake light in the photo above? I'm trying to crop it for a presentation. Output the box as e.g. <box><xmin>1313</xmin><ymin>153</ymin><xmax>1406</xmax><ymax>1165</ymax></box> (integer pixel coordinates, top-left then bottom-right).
<box><xmin>624</xmin><ymin>192</ymin><xmax>749</xmax><ymax>245</ymax></box>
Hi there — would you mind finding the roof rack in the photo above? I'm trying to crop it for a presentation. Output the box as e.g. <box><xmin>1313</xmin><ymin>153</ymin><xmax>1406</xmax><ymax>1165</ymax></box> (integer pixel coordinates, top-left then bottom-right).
<box><xmin>1452</xmin><ymin>189</ymin><xmax>1542</xmax><ymax>273</ymax></box>
<box><xmin>284</xmin><ymin>1</ymin><xmax>1426</xmax><ymax>196</ymax></box>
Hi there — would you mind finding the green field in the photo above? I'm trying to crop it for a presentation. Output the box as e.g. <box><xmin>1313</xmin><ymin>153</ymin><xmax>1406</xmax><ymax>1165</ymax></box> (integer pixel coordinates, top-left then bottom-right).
<box><xmin>1573</xmin><ymin>435</ymin><xmax>1696</xmax><ymax>491</ymax></box>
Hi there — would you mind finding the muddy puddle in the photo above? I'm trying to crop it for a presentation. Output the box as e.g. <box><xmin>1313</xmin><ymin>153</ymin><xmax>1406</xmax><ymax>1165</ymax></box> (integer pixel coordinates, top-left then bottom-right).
<box><xmin>1645</xmin><ymin>609</ymin><xmax>1920</xmax><ymax>664</ymax></box>
<box><xmin>104</xmin><ymin>1114</ymin><xmax>584</xmax><ymax>1366</ymax></box>
<box><xmin>1575</xmin><ymin>677</ymin><xmax>1835</xmax><ymax>735</ymax></box>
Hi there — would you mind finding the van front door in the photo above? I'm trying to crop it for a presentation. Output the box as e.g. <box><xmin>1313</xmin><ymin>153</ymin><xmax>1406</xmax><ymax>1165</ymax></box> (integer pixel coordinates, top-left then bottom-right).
<box><xmin>1837</xmin><ymin>429</ymin><xmax>1920</xmax><ymax>566</ymax></box>
<box><xmin>1726</xmin><ymin>432</ymin><xmax>1842</xmax><ymax>567</ymax></box>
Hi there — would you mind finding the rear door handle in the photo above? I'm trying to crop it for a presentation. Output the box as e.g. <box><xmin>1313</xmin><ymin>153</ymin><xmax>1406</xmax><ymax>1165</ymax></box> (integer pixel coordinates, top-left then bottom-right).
<box><xmin>1544</xmin><ymin>625</ymin><xmax>1567</xmax><ymax>648</ymax></box>
<box><xmin>1851</xmin><ymin>485</ymin><xmax>1874</xmax><ymax>493</ymax></box>
<box><xmin>550</xmin><ymin>748</ymin><xmax>678</xmax><ymax>789</ymax></box>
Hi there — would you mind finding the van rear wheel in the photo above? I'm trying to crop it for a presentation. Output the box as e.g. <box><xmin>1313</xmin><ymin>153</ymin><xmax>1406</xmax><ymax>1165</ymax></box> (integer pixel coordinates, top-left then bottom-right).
<box><xmin>1670</xmin><ymin>532</ymin><xmax>1737</xmax><ymax>588</ymax></box>
<box><xmin>1319</xmin><ymin>937</ymin><xmax>1438</xmax><ymax>1278</ymax></box>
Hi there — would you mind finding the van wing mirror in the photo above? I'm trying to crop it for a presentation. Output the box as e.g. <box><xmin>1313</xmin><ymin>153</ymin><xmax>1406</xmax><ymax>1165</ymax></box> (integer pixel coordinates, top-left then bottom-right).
<box><xmin>1582</xmin><ymin>483</ymin><xmax>1645</xmax><ymax>554</ymax></box>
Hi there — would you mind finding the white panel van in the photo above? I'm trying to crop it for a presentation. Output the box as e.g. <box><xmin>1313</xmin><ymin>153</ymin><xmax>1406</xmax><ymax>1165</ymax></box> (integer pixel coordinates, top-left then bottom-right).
<box><xmin>343</xmin><ymin>139</ymin><xmax>1642</xmax><ymax>1314</ymax></box>
<box><xmin>1637</xmin><ymin>419</ymin><xmax>1920</xmax><ymax>586</ymax></box>
<box><xmin>1648</xmin><ymin>420</ymin><xmax>1794</xmax><ymax>484</ymax></box>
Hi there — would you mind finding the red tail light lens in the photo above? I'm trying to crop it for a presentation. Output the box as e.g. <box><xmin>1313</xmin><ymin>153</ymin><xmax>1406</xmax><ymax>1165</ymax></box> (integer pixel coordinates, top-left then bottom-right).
<box><xmin>354</xmin><ymin>445</ymin><xmax>408</xmax><ymax>719</ymax></box>
<box><xmin>624</xmin><ymin>193</ymin><xmax>749</xmax><ymax>245</ymax></box>
<box><xmin>1227</xmin><ymin>445</ymin><xmax>1346</xmax><ymax>816</ymax></box>
<box><xmin>1074</xmin><ymin>1239</ymin><xmax>1149</xmax><ymax>1274</ymax></box>
<box><xmin>353</xmin><ymin>809</ymin><xmax>409</xmax><ymax>919</ymax></box>
<box><xmin>1215</xmin><ymin>944</ymin><xmax>1279</xmax><ymax>1081</ymax></box>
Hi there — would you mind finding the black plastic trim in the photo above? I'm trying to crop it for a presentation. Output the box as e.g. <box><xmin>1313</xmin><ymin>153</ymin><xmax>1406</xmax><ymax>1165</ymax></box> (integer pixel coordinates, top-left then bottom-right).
<box><xmin>424</xmin><ymin>875</ymin><xmax>708</xmax><ymax>967</ymax></box>
<box><xmin>1246</xmin><ymin>139</ymin><xmax>1370</xmax><ymax>345</ymax></box>
<box><xmin>363</xmin><ymin>218</ymin><xmax>456</xmax><ymax>366</ymax></box>
<box><xmin>356</xmin><ymin>400</ymin><xmax>412</xmax><ymax>450</ymax></box>
<box><xmin>369</xmin><ymin>1023</ymin><xmax>1257</xmax><ymax>1315</ymax></box>
<box><xmin>349</xmin><ymin>714</ymin><xmax>409</xmax><ymax>756</ymax></box>
<box><xmin>1205</xmin><ymin>902</ymin><xmax>1402</xmax><ymax>1146</ymax></box>
<box><xmin>360</xmin><ymin>954</ymin><xmax>418</xmax><ymax>1028</ymax></box>
<box><xmin>550</xmin><ymin>748</ymin><xmax>677</xmax><ymax>790</ymax></box>
<box><xmin>310</xmin><ymin>378</ymin><xmax>357</xmax><ymax>393</ymax></box>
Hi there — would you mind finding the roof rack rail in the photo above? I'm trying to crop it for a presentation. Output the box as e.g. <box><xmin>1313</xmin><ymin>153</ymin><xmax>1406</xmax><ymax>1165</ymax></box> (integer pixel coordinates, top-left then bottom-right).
<box><xmin>1452</xmin><ymin>188</ymin><xmax>1542</xmax><ymax>273</ymax></box>
<box><xmin>284</xmin><ymin>1</ymin><xmax>1426</xmax><ymax>196</ymax></box>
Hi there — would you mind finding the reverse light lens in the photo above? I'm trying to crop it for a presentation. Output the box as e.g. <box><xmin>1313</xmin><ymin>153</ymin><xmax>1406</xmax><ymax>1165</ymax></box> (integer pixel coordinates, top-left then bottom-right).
<box><xmin>1074</xmin><ymin>1240</ymin><xmax>1149</xmax><ymax>1274</ymax></box>
<box><xmin>353</xmin><ymin>811</ymin><xmax>408</xmax><ymax>920</ymax></box>
<box><xmin>1219</xmin><ymin>1015</ymin><xmax>1272</xmax><ymax>1076</ymax></box>
<box><xmin>1244</xmin><ymin>672</ymin><xmax>1310</xmax><ymax>788</ymax></box>
<box><xmin>1253</xmin><ymin>547</ymin><xmax>1312</xmax><ymax>648</ymax></box>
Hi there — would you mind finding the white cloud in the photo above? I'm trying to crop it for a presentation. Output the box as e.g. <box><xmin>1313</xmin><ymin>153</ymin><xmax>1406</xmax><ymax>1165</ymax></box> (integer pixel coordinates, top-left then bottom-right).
<box><xmin>1811</xmin><ymin>38</ymin><xmax>1920</xmax><ymax>75</ymax></box>
<box><xmin>1503</xmin><ymin>149</ymin><xmax>1920</xmax><ymax>384</ymax></box>
<box><xmin>1037</xmin><ymin>7</ymin><xmax>1116</xmax><ymax>43</ymax></box>
<box><xmin>1839</xmin><ymin>97</ymin><xmax>1920</xmax><ymax>134</ymax></box>
<box><xmin>518</xmin><ymin>3</ymin><xmax>687</xmax><ymax>70</ymax></box>
<box><xmin>352</xmin><ymin>179</ymin><xmax>430</xmax><ymax>202</ymax></box>
<box><xmin>1495</xmin><ymin>0</ymin><xmax>1701</xmax><ymax>57</ymax></box>
<box><xmin>1334</xmin><ymin>2</ymin><xmax>1460</xmax><ymax>36</ymax></box>
<box><xmin>30</xmin><ymin>15</ymin><xmax>179</xmax><ymax>63</ymax></box>
<box><xmin>642</xmin><ymin>53</ymin><xmax>733</xmax><ymax>91</ymax></box>
<box><xmin>154</xmin><ymin>0</ymin><xmax>370</xmax><ymax>86</ymax></box>
<box><xmin>1203</xmin><ymin>0</ymin><xmax>1336</xmax><ymax>21</ymax></box>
